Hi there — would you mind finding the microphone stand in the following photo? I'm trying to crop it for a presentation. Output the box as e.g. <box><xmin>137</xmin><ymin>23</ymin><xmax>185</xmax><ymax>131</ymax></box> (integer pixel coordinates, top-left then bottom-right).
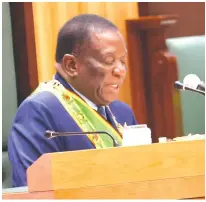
<box><xmin>45</xmin><ymin>130</ymin><xmax>119</xmax><ymax>147</ymax></box>
<box><xmin>174</xmin><ymin>81</ymin><xmax>205</xmax><ymax>96</ymax></box>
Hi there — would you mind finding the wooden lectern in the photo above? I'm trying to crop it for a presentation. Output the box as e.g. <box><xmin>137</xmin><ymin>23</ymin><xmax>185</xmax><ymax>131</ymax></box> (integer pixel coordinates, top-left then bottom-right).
<box><xmin>2</xmin><ymin>140</ymin><xmax>205</xmax><ymax>199</ymax></box>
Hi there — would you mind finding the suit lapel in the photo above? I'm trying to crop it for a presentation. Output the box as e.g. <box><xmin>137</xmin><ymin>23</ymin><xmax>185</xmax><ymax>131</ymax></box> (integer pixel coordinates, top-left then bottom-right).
<box><xmin>105</xmin><ymin>107</ymin><xmax>118</xmax><ymax>130</ymax></box>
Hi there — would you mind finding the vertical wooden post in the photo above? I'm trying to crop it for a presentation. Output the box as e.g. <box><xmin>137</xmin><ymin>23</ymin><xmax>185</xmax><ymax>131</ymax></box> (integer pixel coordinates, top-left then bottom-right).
<box><xmin>10</xmin><ymin>2</ymin><xmax>38</xmax><ymax>105</ymax></box>
<box><xmin>126</xmin><ymin>15</ymin><xmax>183</xmax><ymax>142</ymax></box>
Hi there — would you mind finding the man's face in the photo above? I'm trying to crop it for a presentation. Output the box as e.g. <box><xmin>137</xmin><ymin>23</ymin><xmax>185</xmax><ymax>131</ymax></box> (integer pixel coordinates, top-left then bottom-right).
<box><xmin>74</xmin><ymin>30</ymin><xmax>127</xmax><ymax>105</ymax></box>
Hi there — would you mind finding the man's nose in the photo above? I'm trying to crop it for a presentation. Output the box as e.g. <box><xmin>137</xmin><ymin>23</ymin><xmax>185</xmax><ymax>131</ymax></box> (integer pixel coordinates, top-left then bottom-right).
<box><xmin>112</xmin><ymin>62</ymin><xmax>126</xmax><ymax>77</ymax></box>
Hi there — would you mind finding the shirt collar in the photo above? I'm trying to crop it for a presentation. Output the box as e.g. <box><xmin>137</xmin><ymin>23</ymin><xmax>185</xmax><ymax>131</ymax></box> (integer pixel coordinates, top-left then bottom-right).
<box><xmin>54</xmin><ymin>73</ymin><xmax>98</xmax><ymax>111</ymax></box>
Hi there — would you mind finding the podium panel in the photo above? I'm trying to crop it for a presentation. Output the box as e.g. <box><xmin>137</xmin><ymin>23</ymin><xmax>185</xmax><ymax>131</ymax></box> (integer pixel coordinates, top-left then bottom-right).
<box><xmin>2</xmin><ymin>140</ymin><xmax>205</xmax><ymax>199</ymax></box>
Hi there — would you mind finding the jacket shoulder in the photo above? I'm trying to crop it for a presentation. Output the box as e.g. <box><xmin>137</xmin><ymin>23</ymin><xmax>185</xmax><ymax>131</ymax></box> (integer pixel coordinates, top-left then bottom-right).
<box><xmin>109</xmin><ymin>100</ymin><xmax>133</xmax><ymax>112</ymax></box>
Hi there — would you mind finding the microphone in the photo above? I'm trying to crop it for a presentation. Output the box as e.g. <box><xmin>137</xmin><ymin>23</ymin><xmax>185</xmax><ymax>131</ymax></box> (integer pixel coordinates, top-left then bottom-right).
<box><xmin>45</xmin><ymin>130</ymin><xmax>119</xmax><ymax>147</ymax></box>
<box><xmin>174</xmin><ymin>81</ymin><xmax>205</xmax><ymax>96</ymax></box>
<box><xmin>183</xmin><ymin>74</ymin><xmax>205</xmax><ymax>92</ymax></box>
<box><xmin>196</xmin><ymin>83</ymin><xmax>205</xmax><ymax>92</ymax></box>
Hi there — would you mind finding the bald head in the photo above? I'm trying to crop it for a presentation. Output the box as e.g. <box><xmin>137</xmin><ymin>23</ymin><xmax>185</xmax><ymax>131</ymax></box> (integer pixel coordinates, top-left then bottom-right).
<box><xmin>55</xmin><ymin>14</ymin><xmax>119</xmax><ymax>63</ymax></box>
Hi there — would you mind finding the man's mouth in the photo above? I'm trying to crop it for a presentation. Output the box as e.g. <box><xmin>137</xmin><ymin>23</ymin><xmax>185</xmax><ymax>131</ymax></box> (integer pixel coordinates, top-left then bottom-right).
<box><xmin>110</xmin><ymin>84</ymin><xmax>119</xmax><ymax>89</ymax></box>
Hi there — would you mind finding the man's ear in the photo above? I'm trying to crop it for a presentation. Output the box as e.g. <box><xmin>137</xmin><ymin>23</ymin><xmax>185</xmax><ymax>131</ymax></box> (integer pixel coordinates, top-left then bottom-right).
<box><xmin>62</xmin><ymin>54</ymin><xmax>78</xmax><ymax>78</ymax></box>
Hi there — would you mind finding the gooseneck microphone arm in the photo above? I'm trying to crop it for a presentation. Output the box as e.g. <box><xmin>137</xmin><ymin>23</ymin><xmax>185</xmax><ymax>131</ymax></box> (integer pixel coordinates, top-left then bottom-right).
<box><xmin>174</xmin><ymin>81</ymin><xmax>205</xmax><ymax>96</ymax></box>
<box><xmin>45</xmin><ymin>130</ymin><xmax>119</xmax><ymax>147</ymax></box>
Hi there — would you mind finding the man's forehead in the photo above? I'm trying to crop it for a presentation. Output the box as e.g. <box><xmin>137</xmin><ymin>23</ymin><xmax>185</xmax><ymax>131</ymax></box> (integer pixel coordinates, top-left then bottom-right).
<box><xmin>89</xmin><ymin>30</ymin><xmax>127</xmax><ymax>52</ymax></box>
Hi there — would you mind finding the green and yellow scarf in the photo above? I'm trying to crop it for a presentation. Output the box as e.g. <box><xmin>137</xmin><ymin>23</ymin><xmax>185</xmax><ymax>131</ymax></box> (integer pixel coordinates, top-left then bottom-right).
<box><xmin>32</xmin><ymin>80</ymin><xmax>123</xmax><ymax>148</ymax></box>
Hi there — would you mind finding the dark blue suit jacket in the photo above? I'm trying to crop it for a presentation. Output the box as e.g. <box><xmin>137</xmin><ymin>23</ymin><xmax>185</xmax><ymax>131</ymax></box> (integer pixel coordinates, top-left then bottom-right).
<box><xmin>8</xmin><ymin>73</ymin><xmax>137</xmax><ymax>187</ymax></box>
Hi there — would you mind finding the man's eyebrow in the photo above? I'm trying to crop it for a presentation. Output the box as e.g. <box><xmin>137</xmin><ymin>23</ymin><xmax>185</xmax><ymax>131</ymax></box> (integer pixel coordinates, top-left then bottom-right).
<box><xmin>100</xmin><ymin>49</ymin><xmax>128</xmax><ymax>56</ymax></box>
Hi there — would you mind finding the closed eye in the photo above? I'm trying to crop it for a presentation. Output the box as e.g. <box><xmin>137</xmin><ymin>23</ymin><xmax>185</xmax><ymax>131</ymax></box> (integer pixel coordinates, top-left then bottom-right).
<box><xmin>104</xmin><ymin>56</ymin><xmax>115</xmax><ymax>65</ymax></box>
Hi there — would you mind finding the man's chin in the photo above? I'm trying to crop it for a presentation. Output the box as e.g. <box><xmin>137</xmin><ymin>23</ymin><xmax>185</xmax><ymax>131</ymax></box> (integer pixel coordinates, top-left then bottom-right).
<box><xmin>98</xmin><ymin>96</ymin><xmax>117</xmax><ymax>106</ymax></box>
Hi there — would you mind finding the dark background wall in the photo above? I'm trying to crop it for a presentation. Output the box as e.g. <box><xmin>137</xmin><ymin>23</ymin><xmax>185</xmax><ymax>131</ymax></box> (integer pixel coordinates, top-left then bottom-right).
<box><xmin>139</xmin><ymin>2</ymin><xmax>205</xmax><ymax>38</ymax></box>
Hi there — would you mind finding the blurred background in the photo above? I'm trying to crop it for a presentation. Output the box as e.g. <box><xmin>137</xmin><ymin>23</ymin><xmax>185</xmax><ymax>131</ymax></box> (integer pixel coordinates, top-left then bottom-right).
<box><xmin>2</xmin><ymin>2</ymin><xmax>205</xmax><ymax>188</ymax></box>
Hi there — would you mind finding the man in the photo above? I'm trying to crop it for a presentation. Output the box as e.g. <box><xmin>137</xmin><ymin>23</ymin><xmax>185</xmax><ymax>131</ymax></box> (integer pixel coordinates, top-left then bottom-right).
<box><xmin>8</xmin><ymin>14</ymin><xmax>137</xmax><ymax>187</ymax></box>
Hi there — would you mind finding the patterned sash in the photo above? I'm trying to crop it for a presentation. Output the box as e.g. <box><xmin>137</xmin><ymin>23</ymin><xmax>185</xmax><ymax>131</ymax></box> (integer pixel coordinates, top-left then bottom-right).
<box><xmin>32</xmin><ymin>80</ymin><xmax>123</xmax><ymax>148</ymax></box>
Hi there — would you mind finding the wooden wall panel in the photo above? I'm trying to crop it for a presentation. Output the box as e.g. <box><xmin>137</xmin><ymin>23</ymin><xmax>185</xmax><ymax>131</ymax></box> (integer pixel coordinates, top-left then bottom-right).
<box><xmin>139</xmin><ymin>2</ymin><xmax>205</xmax><ymax>38</ymax></box>
<box><xmin>126</xmin><ymin>16</ymin><xmax>183</xmax><ymax>141</ymax></box>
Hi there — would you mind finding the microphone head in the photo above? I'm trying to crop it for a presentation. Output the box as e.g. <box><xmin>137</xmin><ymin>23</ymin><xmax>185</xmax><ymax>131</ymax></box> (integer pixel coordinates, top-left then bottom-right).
<box><xmin>183</xmin><ymin>74</ymin><xmax>201</xmax><ymax>89</ymax></box>
<box><xmin>45</xmin><ymin>130</ymin><xmax>54</xmax><ymax>139</ymax></box>
<box><xmin>174</xmin><ymin>81</ymin><xmax>184</xmax><ymax>90</ymax></box>
<box><xmin>197</xmin><ymin>82</ymin><xmax>205</xmax><ymax>91</ymax></box>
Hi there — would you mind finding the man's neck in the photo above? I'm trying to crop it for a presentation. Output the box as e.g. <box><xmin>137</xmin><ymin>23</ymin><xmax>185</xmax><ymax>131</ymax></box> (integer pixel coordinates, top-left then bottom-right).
<box><xmin>68</xmin><ymin>83</ymin><xmax>98</xmax><ymax>111</ymax></box>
